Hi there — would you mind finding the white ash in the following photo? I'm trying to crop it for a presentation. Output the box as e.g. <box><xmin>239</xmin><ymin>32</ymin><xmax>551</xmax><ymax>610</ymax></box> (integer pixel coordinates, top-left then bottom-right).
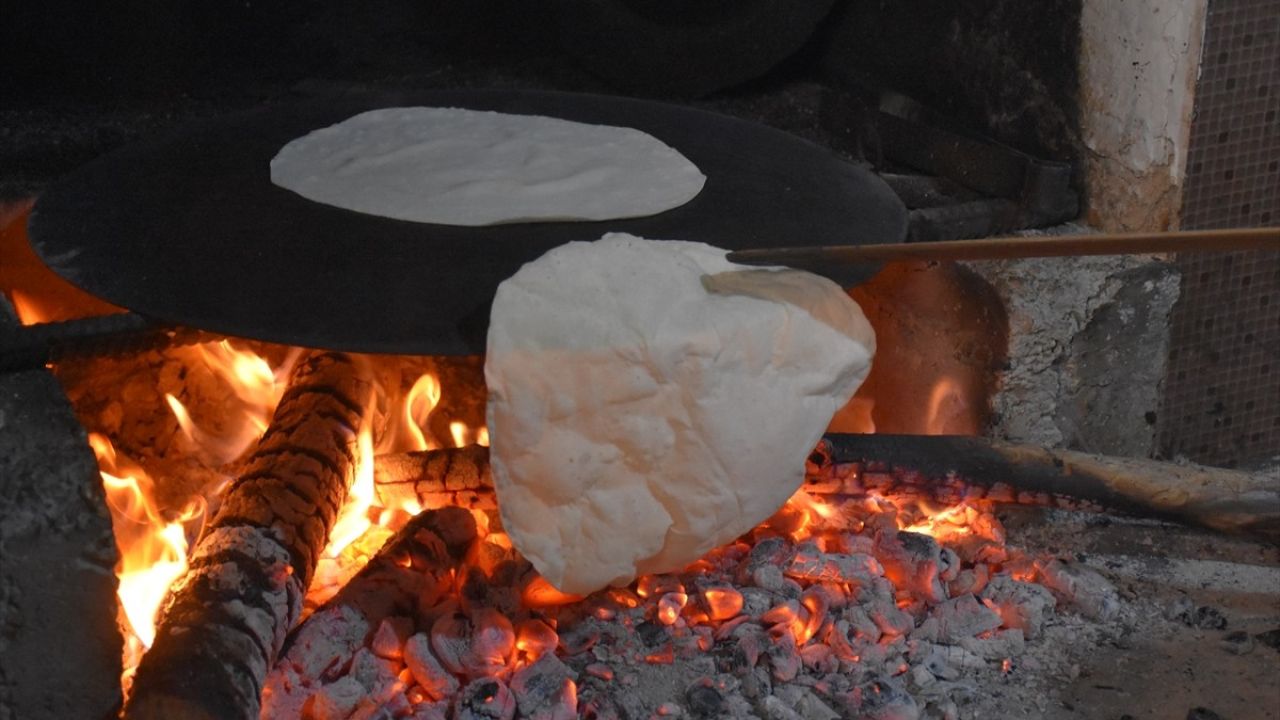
<box><xmin>263</xmin><ymin>487</ymin><xmax>1151</xmax><ymax>720</ymax></box>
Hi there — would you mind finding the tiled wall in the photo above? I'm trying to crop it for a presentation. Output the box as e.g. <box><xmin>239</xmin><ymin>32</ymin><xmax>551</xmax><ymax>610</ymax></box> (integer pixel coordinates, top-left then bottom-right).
<box><xmin>1159</xmin><ymin>0</ymin><xmax>1279</xmax><ymax>467</ymax></box>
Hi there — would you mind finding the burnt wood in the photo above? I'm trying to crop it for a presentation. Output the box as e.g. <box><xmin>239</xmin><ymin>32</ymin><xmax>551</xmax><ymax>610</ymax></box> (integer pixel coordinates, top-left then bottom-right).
<box><xmin>124</xmin><ymin>352</ymin><xmax>377</xmax><ymax>720</ymax></box>
<box><xmin>374</xmin><ymin>445</ymin><xmax>494</xmax><ymax>507</ymax></box>
<box><xmin>260</xmin><ymin>507</ymin><xmax>478</xmax><ymax>717</ymax></box>
<box><xmin>816</xmin><ymin>434</ymin><xmax>1280</xmax><ymax>543</ymax></box>
<box><xmin>27</xmin><ymin>89</ymin><xmax>907</xmax><ymax>356</ymax></box>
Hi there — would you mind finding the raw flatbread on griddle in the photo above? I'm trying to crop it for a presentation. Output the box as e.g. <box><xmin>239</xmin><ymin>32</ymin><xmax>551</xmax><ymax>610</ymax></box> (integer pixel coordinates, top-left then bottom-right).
<box><xmin>485</xmin><ymin>233</ymin><xmax>875</xmax><ymax>594</ymax></box>
<box><xmin>270</xmin><ymin>107</ymin><xmax>706</xmax><ymax>226</ymax></box>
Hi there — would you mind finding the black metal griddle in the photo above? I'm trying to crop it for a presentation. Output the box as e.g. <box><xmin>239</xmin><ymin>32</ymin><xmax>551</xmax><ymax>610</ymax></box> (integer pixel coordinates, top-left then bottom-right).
<box><xmin>26</xmin><ymin>89</ymin><xmax>907</xmax><ymax>356</ymax></box>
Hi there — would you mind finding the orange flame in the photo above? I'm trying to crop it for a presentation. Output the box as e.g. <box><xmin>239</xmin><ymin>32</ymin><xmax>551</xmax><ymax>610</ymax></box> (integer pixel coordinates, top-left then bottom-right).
<box><xmin>7</xmin><ymin>289</ymin><xmax>52</xmax><ymax>325</ymax></box>
<box><xmin>90</xmin><ymin>433</ymin><xmax>206</xmax><ymax>689</ymax></box>
<box><xmin>403</xmin><ymin>373</ymin><xmax>442</xmax><ymax>451</ymax></box>
<box><xmin>924</xmin><ymin>376</ymin><xmax>971</xmax><ymax>435</ymax></box>
<box><xmin>901</xmin><ymin>502</ymin><xmax>976</xmax><ymax>542</ymax></box>
<box><xmin>324</xmin><ymin>425</ymin><xmax>377</xmax><ymax>558</ymax></box>
<box><xmin>165</xmin><ymin>341</ymin><xmax>295</xmax><ymax>465</ymax></box>
<box><xmin>449</xmin><ymin>421</ymin><xmax>469</xmax><ymax>448</ymax></box>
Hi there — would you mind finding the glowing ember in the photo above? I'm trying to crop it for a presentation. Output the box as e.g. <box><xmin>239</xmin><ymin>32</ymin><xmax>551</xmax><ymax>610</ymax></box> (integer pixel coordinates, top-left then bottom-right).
<box><xmin>59</xmin><ymin>326</ymin><xmax>1042</xmax><ymax>717</ymax></box>
<box><xmin>924</xmin><ymin>376</ymin><xmax>970</xmax><ymax>435</ymax></box>
<box><xmin>703</xmin><ymin>587</ymin><xmax>744</xmax><ymax>620</ymax></box>
<box><xmin>656</xmin><ymin>592</ymin><xmax>688</xmax><ymax>625</ymax></box>
<box><xmin>514</xmin><ymin>618</ymin><xmax>560</xmax><ymax>663</ymax></box>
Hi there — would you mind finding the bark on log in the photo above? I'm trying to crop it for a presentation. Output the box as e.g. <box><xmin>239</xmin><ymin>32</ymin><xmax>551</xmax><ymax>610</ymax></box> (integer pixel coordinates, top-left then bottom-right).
<box><xmin>374</xmin><ymin>444</ymin><xmax>495</xmax><ymax>512</ymax></box>
<box><xmin>124</xmin><ymin>352</ymin><xmax>377</xmax><ymax>720</ymax></box>
<box><xmin>813</xmin><ymin>434</ymin><xmax>1280</xmax><ymax>543</ymax></box>
<box><xmin>260</xmin><ymin>507</ymin><xmax>478</xmax><ymax>718</ymax></box>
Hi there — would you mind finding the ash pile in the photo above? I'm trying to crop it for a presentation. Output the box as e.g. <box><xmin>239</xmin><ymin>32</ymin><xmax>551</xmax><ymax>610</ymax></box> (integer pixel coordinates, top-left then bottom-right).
<box><xmin>262</xmin><ymin>469</ymin><xmax>1123</xmax><ymax>720</ymax></box>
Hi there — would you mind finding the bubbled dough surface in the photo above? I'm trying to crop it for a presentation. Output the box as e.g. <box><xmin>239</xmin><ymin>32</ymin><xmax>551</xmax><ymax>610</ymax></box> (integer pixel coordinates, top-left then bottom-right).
<box><xmin>485</xmin><ymin>234</ymin><xmax>875</xmax><ymax>594</ymax></box>
<box><xmin>270</xmin><ymin>107</ymin><xmax>706</xmax><ymax>226</ymax></box>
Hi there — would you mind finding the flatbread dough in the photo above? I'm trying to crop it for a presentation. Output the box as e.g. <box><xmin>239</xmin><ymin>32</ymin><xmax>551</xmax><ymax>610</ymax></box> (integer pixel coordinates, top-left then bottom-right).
<box><xmin>485</xmin><ymin>234</ymin><xmax>875</xmax><ymax>594</ymax></box>
<box><xmin>270</xmin><ymin>107</ymin><xmax>706</xmax><ymax>226</ymax></box>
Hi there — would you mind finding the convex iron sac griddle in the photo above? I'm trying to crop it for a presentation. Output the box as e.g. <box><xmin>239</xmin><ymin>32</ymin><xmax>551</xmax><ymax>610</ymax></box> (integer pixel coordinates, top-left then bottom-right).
<box><xmin>26</xmin><ymin>89</ymin><xmax>909</xmax><ymax>356</ymax></box>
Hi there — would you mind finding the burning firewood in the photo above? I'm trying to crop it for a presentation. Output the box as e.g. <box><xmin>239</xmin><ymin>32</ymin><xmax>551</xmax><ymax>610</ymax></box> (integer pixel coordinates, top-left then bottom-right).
<box><xmin>374</xmin><ymin>444</ymin><xmax>494</xmax><ymax>512</ymax></box>
<box><xmin>380</xmin><ymin>438</ymin><xmax>1280</xmax><ymax>544</ymax></box>
<box><xmin>124</xmin><ymin>352</ymin><xmax>379</xmax><ymax>720</ymax></box>
<box><xmin>261</xmin><ymin>506</ymin><xmax>478</xmax><ymax>718</ymax></box>
<box><xmin>813</xmin><ymin>434</ymin><xmax>1280</xmax><ymax>542</ymax></box>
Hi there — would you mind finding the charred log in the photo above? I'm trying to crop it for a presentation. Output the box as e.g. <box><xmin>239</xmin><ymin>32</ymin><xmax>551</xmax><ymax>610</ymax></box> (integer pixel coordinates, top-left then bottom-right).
<box><xmin>813</xmin><ymin>434</ymin><xmax>1280</xmax><ymax>543</ymax></box>
<box><xmin>260</xmin><ymin>507</ymin><xmax>478</xmax><ymax>718</ymax></box>
<box><xmin>375</xmin><ymin>444</ymin><xmax>495</xmax><ymax>512</ymax></box>
<box><xmin>124</xmin><ymin>352</ymin><xmax>377</xmax><ymax>720</ymax></box>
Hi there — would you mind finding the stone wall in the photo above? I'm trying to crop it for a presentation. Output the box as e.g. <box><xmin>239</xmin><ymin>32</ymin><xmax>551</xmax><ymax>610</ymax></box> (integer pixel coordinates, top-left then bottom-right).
<box><xmin>0</xmin><ymin>288</ymin><xmax>122</xmax><ymax>719</ymax></box>
<box><xmin>965</xmin><ymin>226</ymin><xmax>1181</xmax><ymax>457</ymax></box>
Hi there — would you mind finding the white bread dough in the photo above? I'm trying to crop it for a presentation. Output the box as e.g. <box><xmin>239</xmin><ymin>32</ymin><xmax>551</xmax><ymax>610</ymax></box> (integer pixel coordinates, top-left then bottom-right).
<box><xmin>270</xmin><ymin>107</ymin><xmax>705</xmax><ymax>226</ymax></box>
<box><xmin>485</xmin><ymin>234</ymin><xmax>875</xmax><ymax>594</ymax></box>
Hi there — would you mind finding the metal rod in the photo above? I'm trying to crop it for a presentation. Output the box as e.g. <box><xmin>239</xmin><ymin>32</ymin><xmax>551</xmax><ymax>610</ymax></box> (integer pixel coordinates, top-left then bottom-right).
<box><xmin>0</xmin><ymin>312</ymin><xmax>208</xmax><ymax>372</ymax></box>
<box><xmin>726</xmin><ymin>227</ymin><xmax>1280</xmax><ymax>266</ymax></box>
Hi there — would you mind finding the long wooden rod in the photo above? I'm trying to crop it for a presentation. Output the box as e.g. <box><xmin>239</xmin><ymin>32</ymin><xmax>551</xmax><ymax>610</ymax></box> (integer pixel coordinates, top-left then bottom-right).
<box><xmin>726</xmin><ymin>227</ymin><xmax>1279</xmax><ymax>266</ymax></box>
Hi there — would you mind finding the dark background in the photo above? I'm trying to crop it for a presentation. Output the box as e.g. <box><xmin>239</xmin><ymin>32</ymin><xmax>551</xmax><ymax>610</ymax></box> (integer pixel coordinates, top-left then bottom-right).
<box><xmin>0</xmin><ymin>0</ymin><xmax>1083</xmax><ymax>199</ymax></box>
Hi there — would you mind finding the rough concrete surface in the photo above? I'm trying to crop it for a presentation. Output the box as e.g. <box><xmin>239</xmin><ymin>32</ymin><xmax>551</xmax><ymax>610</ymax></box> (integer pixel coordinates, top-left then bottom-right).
<box><xmin>1078</xmin><ymin>0</ymin><xmax>1208</xmax><ymax>231</ymax></box>
<box><xmin>993</xmin><ymin>505</ymin><xmax>1280</xmax><ymax>720</ymax></box>
<box><xmin>0</xmin><ymin>294</ymin><xmax>122</xmax><ymax>720</ymax></box>
<box><xmin>966</xmin><ymin>225</ymin><xmax>1181</xmax><ymax>457</ymax></box>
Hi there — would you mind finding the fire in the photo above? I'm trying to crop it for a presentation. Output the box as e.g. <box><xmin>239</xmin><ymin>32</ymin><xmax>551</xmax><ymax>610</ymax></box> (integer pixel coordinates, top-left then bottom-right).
<box><xmin>90</xmin><ymin>433</ymin><xmax>206</xmax><ymax>688</ymax></box>
<box><xmin>379</xmin><ymin>370</ymin><xmax>489</xmax><ymax>454</ymax></box>
<box><xmin>90</xmin><ymin>339</ymin><xmax>299</xmax><ymax>685</ymax></box>
<box><xmin>449</xmin><ymin>421</ymin><xmax>467</xmax><ymax>448</ymax></box>
<box><xmin>164</xmin><ymin>341</ymin><xmax>296</xmax><ymax>466</ymax></box>
<box><xmin>324</xmin><ymin>425</ymin><xmax>377</xmax><ymax>558</ymax></box>
<box><xmin>924</xmin><ymin>375</ymin><xmax>976</xmax><ymax>435</ymax></box>
<box><xmin>0</xmin><ymin>202</ymin><xmax>125</xmax><ymax>324</ymax></box>
<box><xmin>7</xmin><ymin>288</ymin><xmax>51</xmax><ymax>325</ymax></box>
<box><xmin>305</xmin><ymin>369</ymin><xmax>492</xmax><ymax>607</ymax></box>
<box><xmin>901</xmin><ymin>500</ymin><xmax>989</xmax><ymax>543</ymax></box>
<box><xmin>402</xmin><ymin>373</ymin><xmax>442</xmax><ymax>451</ymax></box>
<box><xmin>59</xmin><ymin>316</ymin><xmax>1016</xmax><ymax>714</ymax></box>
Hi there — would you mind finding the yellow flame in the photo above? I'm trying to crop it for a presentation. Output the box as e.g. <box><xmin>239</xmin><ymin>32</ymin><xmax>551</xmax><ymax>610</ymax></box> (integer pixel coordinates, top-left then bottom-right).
<box><xmin>166</xmin><ymin>341</ymin><xmax>293</xmax><ymax>465</ymax></box>
<box><xmin>91</xmin><ymin>433</ymin><xmax>206</xmax><ymax>689</ymax></box>
<box><xmin>901</xmin><ymin>502</ymin><xmax>974</xmax><ymax>541</ymax></box>
<box><xmin>924</xmin><ymin>377</ymin><xmax>968</xmax><ymax>435</ymax></box>
<box><xmin>164</xmin><ymin>393</ymin><xmax>199</xmax><ymax>444</ymax></box>
<box><xmin>404</xmin><ymin>373</ymin><xmax>442</xmax><ymax>451</ymax></box>
<box><xmin>324</xmin><ymin>425</ymin><xmax>376</xmax><ymax>558</ymax></box>
<box><xmin>449</xmin><ymin>421</ymin><xmax>468</xmax><ymax>448</ymax></box>
<box><xmin>447</xmin><ymin>421</ymin><xmax>490</xmax><ymax>448</ymax></box>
